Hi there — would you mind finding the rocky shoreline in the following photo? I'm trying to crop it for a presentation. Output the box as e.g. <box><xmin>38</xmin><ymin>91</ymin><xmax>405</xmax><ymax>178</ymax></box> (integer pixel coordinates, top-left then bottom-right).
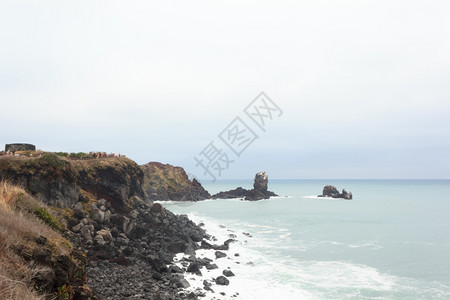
<box><xmin>83</xmin><ymin>200</ymin><xmax>245</xmax><ymax>299</ymax></box>
<box><xmin>0</xmin><ymin>151</ymin><xmax>279</xmax><ymax>299</ymax></box>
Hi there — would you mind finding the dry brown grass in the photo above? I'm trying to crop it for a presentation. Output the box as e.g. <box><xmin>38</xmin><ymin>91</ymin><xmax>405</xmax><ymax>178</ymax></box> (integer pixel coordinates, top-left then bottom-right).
<box><xmin>0</xmin><ymin>180</ymin><xmax>25</xmax><ymax>210</ymax></box>
<box><xmin>0</xmin><ymin>181</ymin><xmax>71</xmax><ymax>299</ymax></box>
<box><xmin>0</xmin><ymin>273</ymin><xmax>45</xmax><ymax>300</ymax></box>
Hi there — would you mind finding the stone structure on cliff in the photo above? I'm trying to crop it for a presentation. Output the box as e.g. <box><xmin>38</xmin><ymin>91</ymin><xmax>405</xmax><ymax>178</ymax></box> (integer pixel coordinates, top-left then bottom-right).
<box><xmin>212</xmin><ymin>171</ymin><xmax>277</xmax><ymax>201</ymax></box>
<box><xmin>318</xmin><ymin>185</ymin><xmax>353</xmax><ymax>200</ymax></box>
<box><xmin>5</xmin><ymin>143</ymin><xmax>36</xmax><ymax>152</ymax></box>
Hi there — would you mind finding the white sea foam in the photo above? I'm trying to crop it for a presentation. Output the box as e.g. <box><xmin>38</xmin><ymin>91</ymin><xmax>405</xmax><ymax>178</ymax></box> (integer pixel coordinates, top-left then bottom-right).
<box><xmin>162</xmin><ymin>180</ymin><xmax>450</xmax><ymax>299</ymax></box>
<box><xmin>302</xmin><ymin>195</ymin><xmax>321</xmax><ymax>199</ymax></box>
<box><xmin>172</xmin><ymin>213</ymin><xmax>402</xmax><ymax>300</ymax></box>
<box><xmin>347</xmin><ymin>241</ymin><xmax>383</xmax><ymax>249</ymax></box>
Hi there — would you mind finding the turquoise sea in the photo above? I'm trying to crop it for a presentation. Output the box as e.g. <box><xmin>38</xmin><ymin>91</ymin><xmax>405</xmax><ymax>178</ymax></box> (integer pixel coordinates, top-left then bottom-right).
<box><xmin>163</xmin><ymin>180</ymin><xmax>450</xmax><ymax>299</ymax></box>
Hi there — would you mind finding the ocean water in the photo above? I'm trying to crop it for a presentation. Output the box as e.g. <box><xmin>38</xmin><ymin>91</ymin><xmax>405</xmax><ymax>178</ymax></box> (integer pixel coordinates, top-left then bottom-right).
<box><xmin>162</xmin><ymin>180</ymin><xmax>450</xmax><ymax>299</ymax></box>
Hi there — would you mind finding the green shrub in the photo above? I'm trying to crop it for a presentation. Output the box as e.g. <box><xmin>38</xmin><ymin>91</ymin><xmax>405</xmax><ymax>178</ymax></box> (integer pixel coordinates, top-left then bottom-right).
<box><xmin>57</xmin><ymin>284</ymin><xmax>74</xmax><ymax>300</ymax></box>
<box><xmin>39</xmin><ymin>153</ymin><xmax>67</xmax><ymax>170</ymax></box>
<box><xmin>54</xmin><ymin>152</ymin><xmax>69</xmax><ymax>157</ymax></box>
<box><xmin>33</xmin><ymin>207</ymin><xmax>62</xmax><ymax>231</ymax></box>
<box><xmin>68</xmin><ymin>152</ymin><xmax>90</xmax><ymax>159</ymax></box>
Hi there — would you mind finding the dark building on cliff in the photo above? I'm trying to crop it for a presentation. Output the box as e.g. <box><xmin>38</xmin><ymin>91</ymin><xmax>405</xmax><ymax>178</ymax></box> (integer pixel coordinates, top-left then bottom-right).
<box><xmin>5</xmin><ymin>143</ymin><xmax>36</xmax><ymax>152</ymax></box>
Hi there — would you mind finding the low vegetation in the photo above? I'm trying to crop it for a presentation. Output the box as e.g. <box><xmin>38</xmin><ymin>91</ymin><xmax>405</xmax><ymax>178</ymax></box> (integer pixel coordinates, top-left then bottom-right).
<box><xmin>0</xmin><ymin>181</ymin><xmax>72</xmax><ymax>299</ymax></box>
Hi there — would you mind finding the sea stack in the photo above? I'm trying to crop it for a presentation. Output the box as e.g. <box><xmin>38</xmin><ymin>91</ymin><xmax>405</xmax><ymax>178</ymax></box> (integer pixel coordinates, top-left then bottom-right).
<box><xmin>319</xmin><ymin>185</ymin><xmax>353</xmax><ymax>200</ymax></box>
<box><xmin>212</xmin><ymin>171</ymin><xmax>278</xmax><ymax>201</ymax></box>
<box><xmin>244</xmin><ymin>172</ymin><xmax>277</xmax><ymax>201</ymax></box>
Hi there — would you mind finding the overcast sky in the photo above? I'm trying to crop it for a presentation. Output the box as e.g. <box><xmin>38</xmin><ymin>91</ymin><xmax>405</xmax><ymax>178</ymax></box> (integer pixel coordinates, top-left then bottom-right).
<box><xmin>1</xmin><ymin>1</ymin><xmax>449</xmax><ymax>180</ymax></box>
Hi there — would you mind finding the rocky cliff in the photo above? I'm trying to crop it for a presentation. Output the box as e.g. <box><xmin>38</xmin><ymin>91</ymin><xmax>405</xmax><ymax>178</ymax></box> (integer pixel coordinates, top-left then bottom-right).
<box><xmin>141</xmin><ymin>162</ymin><xmax>211</xmax><ymax>201</ymax></box>
<box><xmin>0</xmin><ymin>154</ymin><xmax>219</xmax><ymax>299</ymax></box>
<box><xmin>0</xmin><ymin>153</ymin><xmax>146</xmax><ymax>212</ymax></box>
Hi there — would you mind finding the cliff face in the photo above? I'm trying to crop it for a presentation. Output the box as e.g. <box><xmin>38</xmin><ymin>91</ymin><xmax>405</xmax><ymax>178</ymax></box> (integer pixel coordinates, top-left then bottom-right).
<box><xmin>0</xmin><ymin>154</ymin><xmax>146</xmax><ymax>212</ymax></box>
<box><xmin>73</xmin><ymin>158</ymin><xmax>146</xmax><ymax>212</ymax></box>
<box><xmin>141</xmin><ymin>162</ymin><xmax>210</xmax><ymax>201</ymax></box>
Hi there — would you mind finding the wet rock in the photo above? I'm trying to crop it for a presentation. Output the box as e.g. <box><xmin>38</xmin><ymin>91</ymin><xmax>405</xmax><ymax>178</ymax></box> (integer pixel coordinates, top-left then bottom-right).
<box><xmin>215</xmin><ymin>251</ymin><xmax>227</xmax><ymax>259</ymax></box>
<box><xmin>177</xmin><ymin>278</ymin><xmax>191</xmax><ymax>289</ymax></box>
<box><xmin>222</xmin><ymin>269</ymin><xmax>235</xmax><ymax>277</ymax></box>
<box><xmin>206</xmin><ymin>263</ymin><xmax>218</xmax><ymax>270</ymax></box>
<box><xmin>187</xmin><ymin>262</ymin><xmax>201</xmax><ymax>273</ymax></box>
<box><xmin>215</xmin><ymin>276</ymin><xmax>230</xmax><ymax>286</ymax></box>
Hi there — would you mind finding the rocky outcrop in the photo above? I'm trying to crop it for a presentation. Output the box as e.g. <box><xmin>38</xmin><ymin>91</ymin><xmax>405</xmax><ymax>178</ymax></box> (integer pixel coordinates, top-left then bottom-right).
<box><xmin>0</xmin><ymin>153</ymin><xmax>146</xmax><ymax>212</ymax></box>
<box><xmin>319</xmin><ymin>185</ymin><xmax>353</xmax><ymax>200</ymax></box>
<box><xmin>211</xmin><ymin>187</ymin><xmax>248</xmax><ymax>199</ymax></box>
<box><xmin>141</xmin><ymin>162</ymin><xmax>211</xmax><ymax>201</ymax></box>
<box><xmin>212</xmin><ymin>172</ymin><xmax>277</xmax><ymax>201</ymax></box>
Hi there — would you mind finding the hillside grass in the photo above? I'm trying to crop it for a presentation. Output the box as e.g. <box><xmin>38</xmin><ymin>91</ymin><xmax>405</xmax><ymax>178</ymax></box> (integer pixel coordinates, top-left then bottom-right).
<box><xmin>0</xmin><ymin>181</ymin><xmax>71</xmax><ymax>299</ymax></box>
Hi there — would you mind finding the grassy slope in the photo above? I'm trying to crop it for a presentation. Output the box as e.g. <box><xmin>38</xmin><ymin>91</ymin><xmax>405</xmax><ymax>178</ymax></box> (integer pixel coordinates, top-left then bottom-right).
<box><xmin>0</xmin><ymin>181</ymin><xmax>77</xmax><ymax>300</ymax></box>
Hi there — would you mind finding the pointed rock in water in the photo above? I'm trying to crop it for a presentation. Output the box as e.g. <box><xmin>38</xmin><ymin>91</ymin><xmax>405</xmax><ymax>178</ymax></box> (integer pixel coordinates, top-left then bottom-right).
<box><xmin>245</xmin><ymin>172</ymin><xmax>278</xmax><ymax>201</ymax></box>
<box><xmin>253</xmin><ymin>171</ymin><xmax>268</xmax><ymax>191</ymax></box>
